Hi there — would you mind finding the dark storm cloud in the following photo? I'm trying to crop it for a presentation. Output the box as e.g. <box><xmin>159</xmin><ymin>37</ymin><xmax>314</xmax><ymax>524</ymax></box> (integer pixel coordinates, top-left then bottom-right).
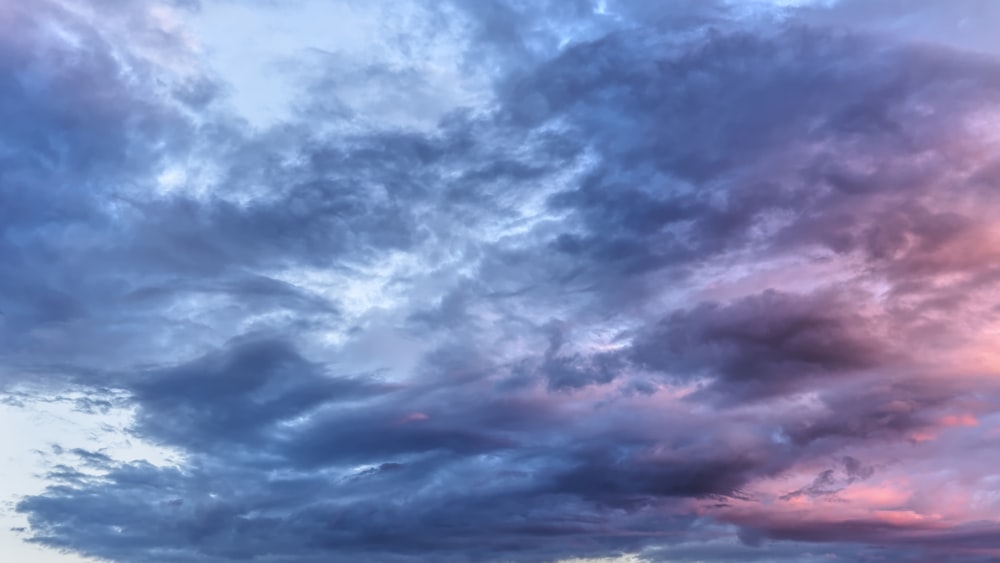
<box><xmin>11</xmin><ymin>1</ymin><xmax>1000</xmax><ymax>562</ymax></box>
<box><xmin>631</xmin><ymin>289</ymin><xmax>888</xmax><ymax>400</ymax></box>
<box><xmin>129</xmin><ymin>338</ymin><xmax>382</xmax><ymax>454</ymax></box>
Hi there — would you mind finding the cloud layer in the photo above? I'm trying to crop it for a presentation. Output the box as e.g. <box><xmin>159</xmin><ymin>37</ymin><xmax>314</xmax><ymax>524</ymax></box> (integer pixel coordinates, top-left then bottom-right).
<box><xmin>5</xmin><ymin>1</ymin><xmax>1000</xmax><ymax>562</ymax></box>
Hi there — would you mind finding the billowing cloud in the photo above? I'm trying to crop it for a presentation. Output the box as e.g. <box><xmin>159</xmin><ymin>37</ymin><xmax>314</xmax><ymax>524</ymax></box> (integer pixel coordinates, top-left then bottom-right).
<box><xmin>4</xmin><ymin>0</ymin><xmax>1000</xmax><ymax>562</ymax></box>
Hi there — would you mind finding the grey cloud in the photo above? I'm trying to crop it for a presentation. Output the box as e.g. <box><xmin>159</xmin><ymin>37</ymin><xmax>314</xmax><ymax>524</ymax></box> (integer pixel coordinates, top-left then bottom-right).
<box><xmin>129</xmin><ymin>338</ymin><xmax>382</xmax><ymax>455</ymax></box>
<box><xmin>10</xmin><ymin>0</ymin><xmax>1000</xmax><ymax>562</ymax></box>
<box><xmin>631</xmin><ymin>289</ymin><xmax>888</xmax><ymax>400</ymax></box>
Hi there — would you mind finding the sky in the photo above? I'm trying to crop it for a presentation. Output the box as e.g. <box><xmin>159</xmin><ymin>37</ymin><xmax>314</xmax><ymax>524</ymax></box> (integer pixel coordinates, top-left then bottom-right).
<box><xmin>3</xmin><ymin>0</ymin><xmax>1000</xmax><ymax>562</ymax></box>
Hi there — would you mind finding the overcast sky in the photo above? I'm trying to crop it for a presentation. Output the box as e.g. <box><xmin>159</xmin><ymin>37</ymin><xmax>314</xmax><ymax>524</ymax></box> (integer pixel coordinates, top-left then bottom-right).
<box><xmin>3</xmin><ymin>0</ymin><xmax>1000</xmax><ymax>562</ymax></box>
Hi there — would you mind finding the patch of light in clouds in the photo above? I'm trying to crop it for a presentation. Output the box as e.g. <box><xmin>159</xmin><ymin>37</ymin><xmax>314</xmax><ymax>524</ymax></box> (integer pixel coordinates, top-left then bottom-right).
<box><xmin>0</xmin><ymin>388</ymin><xmax>182</xmax><ymax>563</ymax></box>
<box><xmin>190</xmin><ymin>0</ymin><xmax>489</xmax><ymax>129</ymax></box>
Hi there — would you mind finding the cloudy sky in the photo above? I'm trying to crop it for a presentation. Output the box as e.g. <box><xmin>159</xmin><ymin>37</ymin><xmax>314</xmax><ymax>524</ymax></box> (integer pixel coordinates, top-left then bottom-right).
<box><xmin>3</xmin><ymin>0</ymin><xmax>1000</xmax><ymax>561</ymax></box>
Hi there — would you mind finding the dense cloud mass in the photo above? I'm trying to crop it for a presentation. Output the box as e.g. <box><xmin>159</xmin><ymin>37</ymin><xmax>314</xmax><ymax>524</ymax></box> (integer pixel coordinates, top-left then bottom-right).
<box><xmin>5</xmin><ymin>0</ymin><xmax>1000</xmax><ymax>562</ymax></box>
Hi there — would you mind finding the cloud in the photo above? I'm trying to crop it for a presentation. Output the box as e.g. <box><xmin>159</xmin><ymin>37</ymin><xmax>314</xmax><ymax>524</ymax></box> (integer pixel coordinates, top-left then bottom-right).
<box><xmin>8</xmin><ymin>0</ymin><xmax>1000</xmax><ymax>562</ymax></box>
<box><xmin>631</xmin><ymin>289</ymin><xmax>889</xmax><ymax>400</ymax></box>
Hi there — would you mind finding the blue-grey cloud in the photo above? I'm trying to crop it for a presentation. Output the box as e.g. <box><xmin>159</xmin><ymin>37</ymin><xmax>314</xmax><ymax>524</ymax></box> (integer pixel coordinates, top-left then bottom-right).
<box><xmin>8</xmin><ymin>1</ymin><xmax>1000</xmax><ymax>562</ymax></box>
